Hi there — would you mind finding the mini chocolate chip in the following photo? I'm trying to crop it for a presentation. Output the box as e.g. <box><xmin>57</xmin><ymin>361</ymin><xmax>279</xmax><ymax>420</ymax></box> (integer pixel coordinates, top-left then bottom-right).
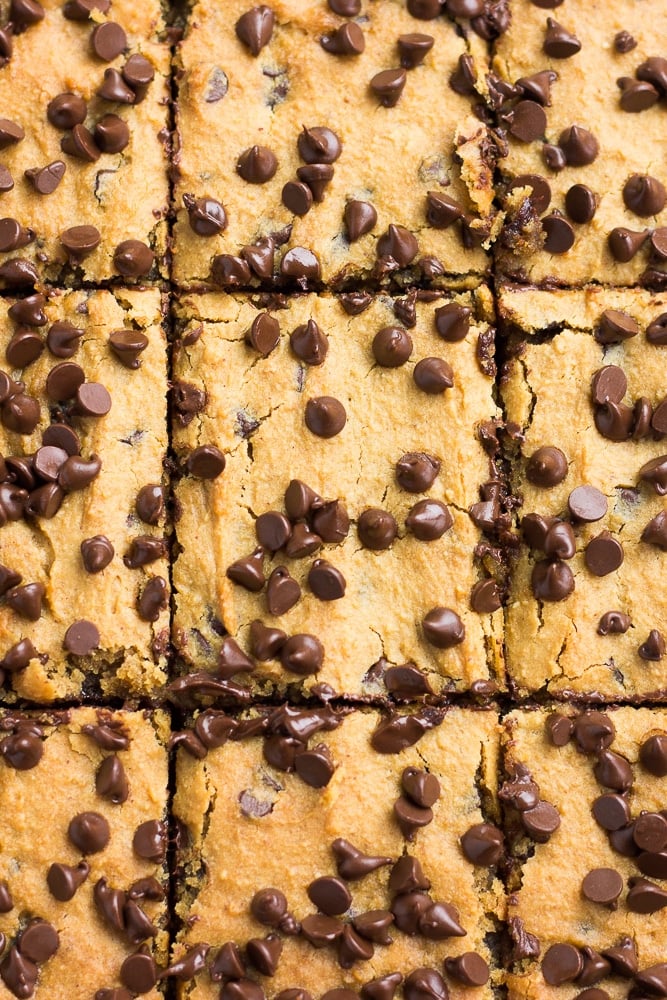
<box><xmin>543</xmin><ymin>18</ymin><xmax>581</xmax><ymax>58</ymax></box>
<box><xmin>639</xmin><ymin>629</ymin><xmax>666</xmax><ymax>661</ymax></box>
<box><xmin>503</xmin><ymin>100</ymin><xmax>546</xmax><ymax>142</ymax></box>
<box><xmin>305</xmin><ymin>396</ymin><xmax>346</xmax><ymax>437</ymax></box>
<box><xmin>422</xmin><ymin>607</ymin><xmax>465</xmax><ymax>647</ymax></box>
<box><xmin>640</xmin><ymin>734</ymin><xmax>667</xmax><ymax>777</ymax></box>
<box><xmin>396</xmin><ymin>452</ymin><xmax>440</xmax><ymax>492</ymax></box>
<box><xmin>68</xmin><ymin>811</ymin><xmax>110</xmax><ymax>853</ymax></box>
<box><xmin>623</xmin><ymin>173</ymin><xmax>666</xmax><ymax>216</ymax></box>
<box><xmin>91</xmin><ymin>21</ymin><xmax>127</xmax><ymax>61</ymax></box>
<box><xmin>370</xmin><ymin>68</ymin><xmax>407</xmax><ymax>107</ymax></box>
<box><xmin>308</xmin><ymin>559</ymin><xmax>345</xmax><ymax>600</ymax></box>
<box><xmin>445</xmin><ymin>953</ymin><xmax>489</xmax><ymax>987</ymax></box>
<box><xmin>185</xmin><ymin>195</ymin><xmax>227</xmax><ymax>236</ymax></box>
<box><xmin>542</xmin><ymin>213</ymin><xmax>574</xmax><ymax>253</ymax></box>
<box><xmin>308</xmin><ymin>876</ymin><xmax>351</xmax><ymax>916</ymax></box>
<box><xmin>412</xmin><ymin>357</ymin><xmax>453</xmax><ymax>394</ymax></box>
<box><xmin>186</xmin><ymin>445</ymin><xmax>226</xmax><ymax>479</ymax></box>
<box><xmin>63</xmin><ymin>619</ymin><xmax>100</xmax><ymax>655</ymax></box>
<box><xmin>60</xmin><ymin>224</ymin><xmax>101</xmax><ymax>257</ymax></box>
<box><xmin>47</xmin><ymin>93</ymin><xmax>87</xmax><ymax>129</ymax></box>
<box><xmin>298</xmin><ymin>126</ymin><xmax>342</xmax><ymax>164</ymax></box>
<box><xmin>133</xmin><ymin>819</ymin><xmax>166</xmax><ymax>863</ymax></box>
<box><xmin>237</xmin><ymin>145</ymin><xmax>278</xmax><ymax>184</ymax></box>
<box><xmin>81</xmin><ymin>535</ymin><xmax>114</xmax><ymax>573</ymax></box>
<box><xmin>47</xmin><ymin>861</ymin><xmax>90</xmax><ymax>902</ymax></box>
<box><xmin>525</xmin><ymin>446</ymin><xmax>568</xmax><ymax>486</ymax></box>
<box><xmin>280</xmin><ymin>634</ymin><xmax>323</xmax><ymax>675</ymax></box>
<box><xmin>246</xmin><ymin>312</ymin><xmax>280</xmax><ymax>357</ymax></box>
<box><xmin>280</xmin><ymin>247</ymin><xmax>321</xmax><ymax>280</ymax></box>
<box><xmin>113</xmin><ymin>240</ymin><xmax>154</xmax><ymax>277</ymax></box>
<box><xmin>357</xmin><ymin>508</ymin><xmax>398</xmax><ymax>550</ymax></box>
<box><xmin>372</xmin><ymin>326</ymin><xmax>412</xmax><ymax>367</ymax></box>
<box><xmin>542</xmin><ymin>943</ymin><xmax>583</xmax><ymax>985</ymax></box>
<box><xmin>398</xmin><ymin>32</ymin><xmax>433</xmax><ymax>68</ymax></box>
<box><xmin>403</xmin><ymin>968</ymin><xmax>448</xmax><ymax>1000</ymax></box>
<box><xmin>120</xmin><ymin>948</ymin><xmax>158</xmax><ymax>994</ymax></box>
<box><xmin>434</xmin><ymin>302</ymin><xmax>470</xmax><ymax>341</ymax></box>
<box><xmin>290</xmin><ymin>319</ymin><xmax>328</xmax><ymax>365</ymax></box>
<box><xmin>236</xmin><ymin>5</ymin><xmax>275</xmax><ymax>55</ymax></box>
<box><xmin>321</xmin><ymin>22</ymin><xmax>365</xmax><ymax>55</ymax></box>
<box><xmin>565</xmin><ymin>184</ymin><xmax>597</xmax><ymax>224</ymax></box>
<box><xmin>377</xmin><ymin>224</ymin><xmax>418</xmax><ymax>267</ymax></box>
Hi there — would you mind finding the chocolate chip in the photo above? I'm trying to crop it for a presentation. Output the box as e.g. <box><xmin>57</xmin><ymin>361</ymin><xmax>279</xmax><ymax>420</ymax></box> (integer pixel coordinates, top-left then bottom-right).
<box><xmin>507</xmin><ymin>173</ymin><xmax>552</xmax><ymax>214</ymax></box>
<box><xmin>46</xmin><ymin>321</ymin><xmax>82</xmax><ymax>358</ymax></box>
<box><xmin>597</xmin><ymin>610</ymin><xmax>631</xmax><ymax>636</ymax></box>
<box><xmin>245</xmin><ymin>312</ymin><xmax>280</xmax><ymax>357</ymax></box>
<box><xmin>0</xmin><ymin>726</ymin><xmax>43</xmax><ymax>769</ymax></box>
<box><xmin>460</xmin><ymin>822</ymin><xmax>503</xmax><ymax>865</ymax></box>
<box><xmin>133</xmin><ymin>819</ymin><xmax>166</xmax><ymax>863</ymax></box>
<box><xmin>639</xmin><ymin>455</ymin><xmax>667</xmax><ymax>494</ymax></box>
<box><xmin>281</xmin><ymin>181</ymin><xmax>312</xmax><ymax>216</ymax></box>
<box><xmin>542</xmin><ymin>213</ymin><xmax>574</xmax><ymax>253</ymax></box>
<box><xmin>403</xmin><ymin>968</ymin><xmax>448</xmax><ymax>1000</ymax></box>
<box><xmin>370</xmin><ymin>68</ymin><xmax>407</xmax><ymax>107</ymax></box>
<box><xmin>411</xmin><ymin>357</ymin><xmax>452</xmax><ymax>394</ymax></box>
<box><xmin>227</xmin><ymin>547</ymin><xmax>265</xmax><ymax>591</ymax></box>
<box><xmin>68</xmin><ymin>811</ymin><xmax>110</xmax><ymax>853</ymax></box>
<box><xmin>418</xmin><ymin>901</ymin><xmax>465</xmax><ymax>939</ymax></box>
<box><xmin>640</xmin><ymin>734</ymin><xmax>667</xmax><ymax>777</ymax></box>
<box><xmin>280</xmin><ymin>247</ymin><xmax>321</xmax><ymax>281</ymax></box>
<box><xmin>542</xmin><ymin>944</ymin><xmax>583</xmax><ymax>985</ymax></box>
<box><xmin>426</xmin><ymin>191</ymin><xmax>464</xmax><ymax>228</ymax></box>
<box><xmin>251</xmin><ymin>888</ymin><xmax>287</xmax><ymax>926</ymax></box>
<box><xmin>372</xmin><ymin>326</ymin><xmax>413</xmax><ymax>367</ymax></box>
<box><xmin>296</xmin><ymin>163</ymin><xmax>333</xmax><ymax>202</ymax></box>
<box><xmin>575</xmin><ymin>712</ymin><xmax>615</xmax><ymax>753</ymax></box>
<box><xmin>211</xmin><ymin>254</ymin><xmax>252</xmax><ymax>287</ymax></box>
<box><xmin>594</xmin><ymin>750</ymin><xmax>632</xmax><ymax>791</ymax></box>
<box><xmin>266</xmin><ymin>566</ymin><xmax>301</xmax><ymax>615</ymax></box>
<box><xmin>648</xmin><ymin>314</ymin><xmax>667</xmax><ymax>345</ymax></box>
<box><xmin>636</xmin><ymin>966</ymin><xmax>667</xmax><ymax>997</ymax></box>
<box><xmin>434</xmin><ymin>302</ymin><xmax>470</xmax><ymax>341</ymax></box>
<box><xmin>407</xmin><ymin>0</ymin><xmax>442</xmax><ymax>16</ymax></box>
<box><xmin>328</xmin><ymin>0</ymin><xmax>361</xmax><ymax>12</ymax></box>
<box><xmin>47</xmin><ymin>861</ymin><xmax>90</xmax><ymax>901</ymax></box>
<box><xmin>558</xmin><ymin>125</ymin><xmax>598</xmax><ymax>167</ymax></box>
<box><xmin>565</xmin><ymin>184</ymin><xmax>597</xmax><ymax>224</ymax></box>
<box><xmin>530</xmin><ymin>559</ymin><xmax>574</xmax><ymax>601</ymax></box>
<box><xmin>280</xmin><ymin>634</ymin><xmax>323</xmax><ymax>675</ymax></box>
<box><xmin>122</xmin><ymin>53</ymin><xmax>155</xmax><ymax>101</ymax></box>
<box><xmin>353</xmin><ymin>914</ymin><xmax>394</xmax><ymax>947</ymax></box>
<box><xmin>394</xmin><ymin>796</ymin><xmax>433</xmax><ymax>839</ymax></box>
<box><xmin>639</xmin><ymin>629</ymin><xmax>666</xmax><ymax>661</ymax></box>
<box><xmin>246</xmin><ymin>934</ymin><xmax>282</xmax><ymax>976</ymax></box>
<box><xmin>236</xmin><ymin>6</ymin><xmax>274</xmax><ymax>55</ymax></box>
<box><xmin>0</xmin><ymin>219</ymin><xmax>33</xmax><ymax>252</ymax></box>
<box><xmin>627</xmin><ymin>876</ymin><xmax>667</xmax><ymax>913</ymax></box>
<box><xmin>5</xmin><ymin>582</ymin><xmax>45</xmax><ymax>620</ymax></box>
<box><xmin>63</xmin><ymin>0</ymin><xmax>110</xmax><ymax>20</ymax></box>
<box><xmin>504</xmin><ymin>100</ymin><xmax>546</xmax><ymax>142</ymax></box>
<box><xmin>543</xmin><ymin>18</ymin><xmax>581</xmax><ymax>58</ymax></box>
<box><xmin>602</xmin><ymin>937</ymin><xmax>637</xmax><ymax>977</ymax></box>
<box><xmin>91</xmin><ymin>21</ymin><xmax>127</xmax><ymax>61</ymax></box>
<box><xmin>422</xmin><ymin>607</ymin><xmax>465</xmax><ymax>647</ymax></box>
<box><xmin>305</xmin><ymin>396</ymin><xmax>346</xmax><ymax>438</ymax></box>
<box><xmin>18</xmin><ymin>920</ymin><xmax>59</xmax><ymax>963</ymax></box>
<box><xmin>81</xmin><ymin>535</ymin><xmax>114</xmax><ymax>574</ymax></box>
<box><xmin>298</xmin><ymin>126</ymin><xmax>342</xmax><ymax>164</ymax></box>
<box><xmin>591</xmin><ymin>365</ymin><xmax>627</xmax><ymax>405</ymax></box>
<box><xmin>46</xmin><ymin>361</ymin><xmax>85</xmax><ymax>400</ymax></box>
<box><xmin>377</xmin><ymin>224</ymin><xmax>418</xmax><ymax>267</ymax></box>
<box><xmin>634</xmin><ymin>812</ymin><xmax>667</xmax><ymax>852</ymax></box>
<box><xmin>308</xmin><ymin>876</ymin><xmax>351</xmax><ymax>916</ymax></box>
<box><xmin>113</xmin><ymin>239</ymin><xmax>154</xmax><ymax>277</ymax></box>
<box><xmin>120</xmin><ymin>948</ymin><xmax>158</xmax><ymax>994</ymax></box>
<box><xmin>0</xmin><ymin>119</ymin><xmax>24</xmax><ymax>149</ymax></box>
<box><xmin>618</xmin><ymin>77</ymin><xmax>659</xmax><ymax>112</ymax></box>
<box><xmin>0</xmin><ymin>948</ymin><xmax>37</xmax><ymax>998</ymax></box>
<box><xmin>398</xmin><ymin>33</ymin><xmax>434</xmax><ymax>68</ymax></box>
<box><xmin>396</xmin><ymin>452</ymin><xmax>440</xmax><ymax>492</ymax></box>
<box><xmin>583</xmin><ymin>531</ymin><xmax>623</xmax><ymax>576</ymax></box>
<box><xmin>521</xmin><ymin>800</ymin><xmax>561</xmax><ymax>841</ymax></box>
<box><xmin>355</xmin><ymin>508</ymin><xmax>396</xmax><ymax>550</ymax></box>
<box><xmin>210</xmin><ymin>942</ymin><xmax>246</xmax><ymax>982</ymax></box>
<box><xmin>568</xmin><ymin>485</ymin><xmax>607</xmax><ymax>521</ymax></box>
<box><xmin>444</xmin><ymin>953</ymin><xmax>489</xmax><ymax>987</ymax></box>
<box><xmin>25</xmin><ymin>160</ymin><xmax>65</xmax><ymax>195</ymax></box>
<box><xmin>332</xmin><ymin>839</ymin><xmax>392</xmax><ymax>881</ymax></box>
<box><xmin>186</xmin><ymin>444</ymin><xmax>226</xmax><ymax>479</ymax></box>
<box><xmin>254</xmin><ymin>511</ymin><xmax>290</xmax><ymax>552</ymax></box>
<box><xmin>294</xmin><ymin>744</ymin><xmax>334</xmax><ymax>787</ymax></box>
<box><xmin>290</xmin><ymin>319</ymin><xmax>328</xmax><ymax>365</ymax></box>
<box><xmin>59</xmin><ymin>224</ymin><xmax>101</xmax><ymax>260</ymax></box>
<box><xmin>6</xmin><ymin>328</ymin><xmax>43</xmax><ymax>368</ymax></box>
<box><xmin>623</xmin><ymin>173</ymin><xmax>666</xmax><ymax>216</ymax></box>
<box><xmin>237</xmin><ymin>145</ymin><xmax>278</xmax><ymax>184</ymax></box>
<box><xmin>97</xmin><ymin>68</ymin><xmax>135</xmax><ymax>103</ymax></box>
<box><xmin>525</xmin><ymin>446</ymin><xmax>567</xmax><ymax>487</ymax></box>
<box><xmin>64</xmin><ymin>619</ymin><xmax>100</xmax><ymax>655</ymax></box>
<box><xmin>321</xmin><ymin>22</ymin><xmax>365</xmax><ymax>55</ymax></box>
<box><xmin>308</xmin><ymin>559</ymin><xmax>345</xmax><ymax>601</ymax></box>
<box><xmin>300</xmin><ymin>914</ymin><xmax>343</xmax><ymax>947</ymax></box>
<box><xmin>405</xmin><ymin>499</ymin><xmax>452</xmax><ymax>540</ymax></box>
<box><xmin>185</xmin><ymin>196</ymin><xmax>227</xmax><ymax>236</ymax></box>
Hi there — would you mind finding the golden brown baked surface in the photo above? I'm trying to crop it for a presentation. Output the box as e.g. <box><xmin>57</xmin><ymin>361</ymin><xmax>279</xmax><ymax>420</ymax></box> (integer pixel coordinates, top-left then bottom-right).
<box><xmin>0</xmin><ymin>287</ymin><xmax>169</xmax><ymax>702</ymax></box>
<box><xmin>171</xmin><ymin>289</ymin><xmax>504</xmax><ymax>698</ymax></box>
<box><xmin>0</xmin><ymin>0</ymin><xmax>169</xmax><ymax>284</ymax></box>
